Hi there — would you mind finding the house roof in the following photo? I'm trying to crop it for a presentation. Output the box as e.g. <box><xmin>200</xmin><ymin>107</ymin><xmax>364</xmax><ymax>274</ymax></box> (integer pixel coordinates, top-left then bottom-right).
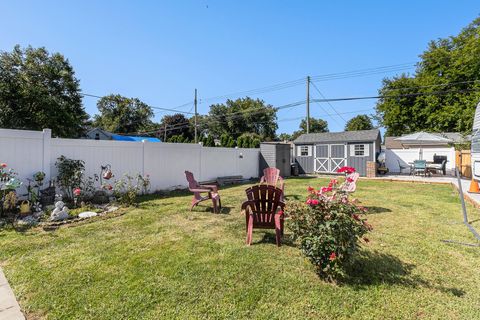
<box><xmin>385</xmin><ymin>132</ymin><xmax>469</xmax><ymax>149</ymax></box>
<box><xmin>111</xmin><ymin>134</ymin><xmax>161</xmax><ymax>142</ymax></box>
<box><xmin>294</xmin><ymin>129</ymin><xmax>380</xmax><ymax>144</ymax></box>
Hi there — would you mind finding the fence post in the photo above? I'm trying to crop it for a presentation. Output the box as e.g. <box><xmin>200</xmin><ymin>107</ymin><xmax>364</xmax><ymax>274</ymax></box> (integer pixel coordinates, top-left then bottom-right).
<box><xmin>42</xmin><ymin>129</ymin><xmax>52</xmax><ymax>184</ymax></box>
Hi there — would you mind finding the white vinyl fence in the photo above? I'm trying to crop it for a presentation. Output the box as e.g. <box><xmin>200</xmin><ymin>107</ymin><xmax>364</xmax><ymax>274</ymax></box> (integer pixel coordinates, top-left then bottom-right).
<box><xmin>385</xmin><ymin>147</ymin><xmax>456</xmax><ymax>174</ymax></box>
<box><xmin>0</xmin><ymin>128</ymin><xmax>259</xmax><ymax>195</ymax></box>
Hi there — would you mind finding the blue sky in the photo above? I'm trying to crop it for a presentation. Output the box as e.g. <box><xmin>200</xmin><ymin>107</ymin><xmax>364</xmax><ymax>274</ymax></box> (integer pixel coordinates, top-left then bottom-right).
<box><xmin>1</xmin><ymin>1</ymin><xmax>478</xmax><ymax>134</ymax></box>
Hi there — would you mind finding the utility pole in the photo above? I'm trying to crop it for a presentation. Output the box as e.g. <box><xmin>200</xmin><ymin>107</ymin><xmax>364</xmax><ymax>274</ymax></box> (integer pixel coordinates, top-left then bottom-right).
<box><xmin>306</xmin><ymin>76</ymin><xmax>310</xmax><ymax>133</ymax></box>
<box><xmin>194</xmin><ymin>89</ymin><xmax>198</xmax><ymax>144</ymax></box>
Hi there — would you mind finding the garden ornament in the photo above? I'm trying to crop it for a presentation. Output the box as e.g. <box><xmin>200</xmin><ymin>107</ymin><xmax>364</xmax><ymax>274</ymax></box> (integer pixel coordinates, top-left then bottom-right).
<box><xmin>5</xmin><ymin>177</ymin><xmax>22</xmax><ymax>190</ymax></box>
<box><xmin>101</xmin><ymin>164</ymin><xmax>113</xmax><ymax>180</ymax></box>
<box><xmin>50</xmin><ymin>200</ymin><xmax>69</xmax><ymax>221</ymax></box>
<box><xmin>19</xmin><ymin>201</ymin><xmax>31</xmax><ymax>215</ymax></box>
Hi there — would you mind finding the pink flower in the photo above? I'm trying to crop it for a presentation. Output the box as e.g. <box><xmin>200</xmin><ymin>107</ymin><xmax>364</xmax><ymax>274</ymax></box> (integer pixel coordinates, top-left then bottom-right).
<box><xmin>73</xmin><ymin>188</ymin><xmax>82</xmax><ymax>196</ymax></box>
<box><xmin>306</xmin><ymin>198</ymin><xmax>312</xmax><ymax>205</ymax></box>
<box><xmin>0</xmin><ymin>163</ymin><xmax>6</xmax><ymax>168</ymax></box>
<box><xmin>329</xmin><ymin>252</ymin><xmax>337</xmax><ymax>261</ymax></box>
<box><xmin>320</xmin><ymin>186</ymin><xmax>333</xmax><ymax>193</ymax></box>
<box><xmin>346</xmin><ymin>177</ymin><xmax>354</xmax><ymax>183</ymax></box>
<box><xmin>311</xmin><ymin>199</ymin><xmax>319</xmax><ymax>205</ymax></box>
<box><xmin>307</xmin><ymin>186</ymin><xmax>315</xmax><ymax>193</ymax></box>
<box><xmin>337</xmin><ymin>166</ymin><xmax>356</xmax><ymax>174</ymax></box>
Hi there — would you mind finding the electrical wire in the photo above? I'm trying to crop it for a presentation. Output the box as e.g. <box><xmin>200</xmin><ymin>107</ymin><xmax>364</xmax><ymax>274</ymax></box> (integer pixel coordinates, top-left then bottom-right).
<box><xmin>310</xmin><ymin>81</ymin><xmax>347</xmax><ymax>123</ymax></box>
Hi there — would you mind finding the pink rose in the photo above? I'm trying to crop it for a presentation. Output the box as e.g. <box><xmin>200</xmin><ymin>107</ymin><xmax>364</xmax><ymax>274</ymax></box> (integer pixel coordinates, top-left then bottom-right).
<box><xmin>73</xmin><ymin>188</ymin><xmax>82</xmax><ymax>196</ymax></box>
<box><xmin>0</xmin><ymin>163</ymin><xmax>7</xmax><ymax>168</ymax></box>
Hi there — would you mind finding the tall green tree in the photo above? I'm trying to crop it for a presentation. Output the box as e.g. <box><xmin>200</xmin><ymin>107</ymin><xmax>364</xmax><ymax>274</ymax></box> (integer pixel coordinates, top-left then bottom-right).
<box><xmin>93</xmin><ymin>94</ymin><xmax>154</xmax><ymax>134</ymax></box>
<box><xmin>158</xmin><ymin>113</ymin><xmax>192</xmax><ymax>142</ymax></box>
<box><xmin>376</xmin><ymin>17</ymin><xmax>480</xmax><ymax>136</ymax></box>
<box><xmin>207</xmin><ymin>97</ymin><xmax>277</xmax><ymax>140</ymax></box>
<box><xmin>345</xmin><ymin>114</ymin><xmax>374</xmax><ymax>131</ymax></box>
<box><xmin>0</xmin><ymin>45</ymin><xmax>89</xmax><ymax>137</ymax></box>
<box><xmin>291</xmin><ymin>117</ymin><xmax>329</xmax><ymax>140</ymax></box>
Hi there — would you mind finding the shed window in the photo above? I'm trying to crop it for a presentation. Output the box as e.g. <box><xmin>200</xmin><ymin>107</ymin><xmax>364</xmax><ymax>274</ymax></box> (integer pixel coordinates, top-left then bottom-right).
<box><xmin>297</xmin><ymin>146</ymin><xmax>312</xmax><ymax>156</ymax></box>
<box><xmin>350</xmin><ymin>144</ymin><xmax>369</xmax><ymax>157</ymax></box>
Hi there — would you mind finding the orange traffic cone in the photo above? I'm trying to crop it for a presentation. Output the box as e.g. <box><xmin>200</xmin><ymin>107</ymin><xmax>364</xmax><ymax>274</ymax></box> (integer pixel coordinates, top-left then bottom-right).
<box><xmin>468</xmin><ymin>177</ymin><xmax>480</xmax><ymax>193</ymax></box>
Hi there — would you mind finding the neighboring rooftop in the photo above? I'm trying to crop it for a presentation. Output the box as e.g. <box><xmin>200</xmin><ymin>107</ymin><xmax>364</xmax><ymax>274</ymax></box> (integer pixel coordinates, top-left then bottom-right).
<box><xmin>385</xmin><ymin>132</ymin><xmax>470</xmax><ymax>149</ymax></box>
<box><xmin>293</xmin><ymin>129</ymin><xmax>380</xmax><ymax>144</ymax></box>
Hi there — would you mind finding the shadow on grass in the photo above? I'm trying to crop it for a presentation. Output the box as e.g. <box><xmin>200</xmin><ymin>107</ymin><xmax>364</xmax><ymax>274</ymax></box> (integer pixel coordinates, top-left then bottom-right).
<box><xmin>341</xmin><ymin>250</ymin><xmax>465</xmax><ymax>297</ymax></box>
<box><xmin>364</xmin><ymin>206</ymin><xmax>392</xmax><ymax>214</ymax></box>
<box><xmin>253</xmin><ymin>232</ymin><xmax>296</xmax><ymax>247</ymax></box>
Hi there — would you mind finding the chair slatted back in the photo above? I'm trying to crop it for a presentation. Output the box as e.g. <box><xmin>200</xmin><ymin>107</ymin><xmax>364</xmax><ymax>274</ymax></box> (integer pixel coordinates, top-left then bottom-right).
<box><xmin>244</xmin><ymin>185</ymin><xmax>283</xmax><ymax>226</ymax></box>
<box><xmin>263</xmin><ymin>167</ymin><xmax>280</xmax><ymax>187</ymax></box>
<box><xmin>185</xmin><ymin>171</ymin><xmax>203</xmax><ymax>200</ymax></box>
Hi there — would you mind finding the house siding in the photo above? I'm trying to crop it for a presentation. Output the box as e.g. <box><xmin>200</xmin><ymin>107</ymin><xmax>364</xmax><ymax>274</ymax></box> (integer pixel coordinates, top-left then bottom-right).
<box><xmin>295</xmin><ymin>144</ymin><xmax>314</xmax><ymax>174</ymax></box>
<box><xmin>346</xmin><ymin>142</ymin><xmax>374</xmax><ymax>176</ymax></box>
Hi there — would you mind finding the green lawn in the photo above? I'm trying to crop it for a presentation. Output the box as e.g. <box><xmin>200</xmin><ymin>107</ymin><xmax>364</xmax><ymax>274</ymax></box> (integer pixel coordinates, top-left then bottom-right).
<box><xmin>1</xmin><ymin>178</ymin><xmax>480</xmax><ymax>319</ymax></box>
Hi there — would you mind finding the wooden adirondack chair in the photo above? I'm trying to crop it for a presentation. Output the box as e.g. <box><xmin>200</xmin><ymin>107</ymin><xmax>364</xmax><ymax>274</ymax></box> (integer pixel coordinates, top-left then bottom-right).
<box><xmin>242</xmin><ymin>184</ymin><xmax>285</xmax><ymax>246</ymax></box>
<box><xmin>184</xmin><ymin>171</ymin><xmax>221</xmax><ymax>213</ymax></box>
<box><xmin>260</xmin><ymin>167</ymin><xmax>285</xmax><ymax>201</ymax></box>
<box><xmin>342</xmin><ymin>172</ymin><xmax>360</xmax><ymax>193</ymax></box>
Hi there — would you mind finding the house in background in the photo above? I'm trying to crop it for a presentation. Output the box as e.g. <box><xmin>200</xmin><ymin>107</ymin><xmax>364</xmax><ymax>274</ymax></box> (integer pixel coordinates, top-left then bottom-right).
<box><xmin>85</xmin><ymin>128</ymin><xmax>161</xmax><ymax>142</ymax></box>
<box><xmin>293</xmin><ymin>129</ymin><xmax>381</xmax><ymax>176</ymax></box>
<box><xmin>384</xmin><ymin>132</ymin><xmax>469</xmax><ymax>174</ymax></box>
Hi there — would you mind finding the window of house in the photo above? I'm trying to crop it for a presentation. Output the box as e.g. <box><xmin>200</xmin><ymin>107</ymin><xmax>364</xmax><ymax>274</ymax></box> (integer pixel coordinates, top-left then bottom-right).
<box><xmin>351</xmin><ymin>144</ymin><xmax>369</xmax><ymax>157</ymax></box>
<box><xmin>354</xmin><ymin>144</ymin><xmax>365</xmax><ymax>156</ymax></box>
<box><xmin>298</xmin><ymin>145</ymin><xmax>312</xmax><ymax>156</ymax></box>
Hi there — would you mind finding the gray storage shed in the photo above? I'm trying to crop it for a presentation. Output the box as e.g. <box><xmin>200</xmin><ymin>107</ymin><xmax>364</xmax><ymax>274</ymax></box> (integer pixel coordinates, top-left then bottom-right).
<box><xmin>293</xmin><ymin>129</ymin><xmax>381</xmax><ymax>176</ymax></box>
<box><xmin>259</xmin><ymin>142</ymin><xmax>291</xmax><ymax>177</ymax></box>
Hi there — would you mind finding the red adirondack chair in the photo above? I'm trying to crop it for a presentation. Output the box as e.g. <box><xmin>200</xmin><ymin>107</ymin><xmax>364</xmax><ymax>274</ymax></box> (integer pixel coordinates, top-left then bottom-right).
<box><xmin>341</xmin><ymin>172</ymin><xmax>360</xmax><ymax>193</ymax></box>
<box><xmin>242</xmin><ymin>184</ymin><xmax>285</xmax><ymax>246</ymax></box>
<box><xmin>184</xmin><ymin>171</ymin><xmax>221</xmax><ymax>213</ymax></box>
<box><xmin>260</xmin><ymin>167</ymin><xmax>285</xmax><ymax>201</ymax></box>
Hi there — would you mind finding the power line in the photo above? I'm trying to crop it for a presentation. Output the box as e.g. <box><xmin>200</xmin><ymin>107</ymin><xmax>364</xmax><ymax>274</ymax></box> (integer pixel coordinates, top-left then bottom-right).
<box><xmin>81</xmin><ymin>93</ymin><xmax>195</xmax><ymax>115</ymax></box>
<box><xmin>310</xmin><ymin>81</ymin><xmax>347</xmax><ymax>123</ymax></box>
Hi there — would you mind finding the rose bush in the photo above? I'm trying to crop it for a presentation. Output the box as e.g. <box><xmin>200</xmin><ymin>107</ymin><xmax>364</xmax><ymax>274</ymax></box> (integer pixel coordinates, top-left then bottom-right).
<box><xmin>286</xmin><ymin>168</ymin><xmax>371</xmax><ymax>280</ymax></box>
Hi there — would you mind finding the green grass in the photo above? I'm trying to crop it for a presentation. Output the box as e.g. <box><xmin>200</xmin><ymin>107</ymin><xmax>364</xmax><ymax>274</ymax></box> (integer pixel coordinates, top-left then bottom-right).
<box><xmin>1</xmin><ymin>178</ymin><xmax>480</xmax><ymax>319</ymax></box>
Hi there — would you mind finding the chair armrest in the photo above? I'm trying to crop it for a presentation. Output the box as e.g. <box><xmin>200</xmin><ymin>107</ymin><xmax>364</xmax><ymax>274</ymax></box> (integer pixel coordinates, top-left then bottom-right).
<box><xmin>189</xmin><ymin>188</ymin><xmax>212</xmax><ymax>193</ymax></box>
<box><xmin>278</xmin><ymin>176</ymin><xmax>285</xmax><ymax>191</ymax></box>
<box><xmin>260</xmin><ymin>176</ymin><xmax>266</xmax><ymax>183</ymax></box>
<box><xmin>199</xmin><ymin>184</ymin><xmax>218</xmax><ymax>192</ymax></box>
<box><xmin>241</xmin><ymin>200</ymin><xmax>256</xmax><ymax>211</ymax></box>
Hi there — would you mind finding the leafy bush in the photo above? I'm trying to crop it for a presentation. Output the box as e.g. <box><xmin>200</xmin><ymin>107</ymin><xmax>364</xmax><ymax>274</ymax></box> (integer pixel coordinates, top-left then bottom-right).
<box><xmin>285</xmin><ymin>170</ymin><xmax>371</xmax><ymax>280</ymax></box>
<box><xmin>114</xmin><ymin>174</ymin><xmax>140</xmax><ymax>206</ymax></box>
<box><xmin>55</xmin><ymin>156</ymin><xmax>85</xmax><ymax>200</ymax></box>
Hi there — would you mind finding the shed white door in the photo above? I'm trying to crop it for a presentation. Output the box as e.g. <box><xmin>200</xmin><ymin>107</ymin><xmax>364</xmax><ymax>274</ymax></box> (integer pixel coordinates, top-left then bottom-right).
<box><xmin>314</xmin><ymin>145</ymin><xmax>329</xmax><ymax>173</ymax></box>
<box><xmin>314</xmin><ymin>144</ymin><xmax>346</xmax><ymax>173</ymax></box>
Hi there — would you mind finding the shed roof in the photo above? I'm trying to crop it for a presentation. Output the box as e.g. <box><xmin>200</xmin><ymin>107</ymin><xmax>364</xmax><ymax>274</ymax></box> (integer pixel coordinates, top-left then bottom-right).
<box><xmin>294</xmin><ymin>129</ymin><xmax>380</xmax><ymax>144</ymax></box>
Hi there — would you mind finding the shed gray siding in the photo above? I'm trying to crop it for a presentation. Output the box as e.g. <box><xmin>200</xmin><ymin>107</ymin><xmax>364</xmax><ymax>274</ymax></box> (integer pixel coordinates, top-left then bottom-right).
<box><xmin>260</xmin><ymin>143</ymin><xmax>291</xmax><ymax>177</ymax></box>
<box><xmin>346</xmin><ymin>142</ymin><xmax>374</xmax><ymax>176</ymax></box>
<box><xmin>294</xmin><ymin>144</ymin><xmax>314</xmax><ymax>174</ymax></box>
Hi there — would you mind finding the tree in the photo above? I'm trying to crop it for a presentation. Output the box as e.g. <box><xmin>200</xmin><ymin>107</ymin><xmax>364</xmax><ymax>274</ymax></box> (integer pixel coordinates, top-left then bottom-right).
<box><xmin>345</xmin><ymin>114</ymin><xmax>374</xmax><ymax>131</ymax></box>
<box><xmin>277</xmin><ymin>133</ymin><xmax>292</xmax><ymax>142</ymax></box>
<box><xmin>158</xmin><ymin>113</ymin><xmax>192</xmax><ymax>142</ymax></box>
<box><xmin>220</xmin><ymin>133</ymin><xmax>236</xmax><ymax>147</ymax></box>
<box><xmin>236</xmin><ymin>133</ymin><xmax>261</xmax><ymax>148</ymax></box>
<box><xmin>0</xmin><ymin>45</ymin><xmax>89</xmax><ymax>137</ymax></box>
<box><xmin>207</xmin><ymin>97</ymin><xmax>277</xmax><ymax>140</ymax></box>
<box><xmin>376</xmin><ymin>17</ymin><xmax>480</xmax><ymax>136</ymax></box>
<box><xmin>93</xmin><ymin>94</ymin><xmax>154</xmax><ymax>134</ymax></box>
<box><xmin>291</xmin><ymin>117</ymin><xmax>329</xmax><ymax>140</ymax></box>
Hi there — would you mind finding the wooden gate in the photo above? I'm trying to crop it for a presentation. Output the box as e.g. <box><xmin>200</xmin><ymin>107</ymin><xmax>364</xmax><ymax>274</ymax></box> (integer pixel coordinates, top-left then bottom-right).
<box><xmin>456</xmin><ymin>150</ymin><xmax>471</xmax><ymax>178</ymax></box>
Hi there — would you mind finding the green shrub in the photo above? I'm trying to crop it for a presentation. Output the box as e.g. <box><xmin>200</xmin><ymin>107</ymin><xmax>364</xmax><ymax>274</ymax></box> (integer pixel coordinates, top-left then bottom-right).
<box><xmin>55</xmin><ymin>156</ymin><xmax>85</xmax><ymax>200</ymax></box>
<box><xmin>114</xmin><ymin>174</ymin><xmax>140</xmax><ymax>206</ymax></box>
<box><xmin>285</xmin><ymin>172</ymin><xmax>371</xmax><ymax>280</ymax></box>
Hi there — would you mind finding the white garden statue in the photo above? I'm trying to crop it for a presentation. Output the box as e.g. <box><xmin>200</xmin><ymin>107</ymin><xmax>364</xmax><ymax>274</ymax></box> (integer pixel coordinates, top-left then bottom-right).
<box><xmin>50</xmin><ymin>201</ymin><xmax>69</xmax><ymax>221</ymax></box>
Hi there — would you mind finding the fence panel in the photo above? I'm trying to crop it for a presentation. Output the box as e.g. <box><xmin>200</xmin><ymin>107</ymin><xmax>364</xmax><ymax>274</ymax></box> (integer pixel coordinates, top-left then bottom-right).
<box><xmin>0</xmin><ymin>128</ymin><xmax>260</xmax><ymax>193</ymax></box>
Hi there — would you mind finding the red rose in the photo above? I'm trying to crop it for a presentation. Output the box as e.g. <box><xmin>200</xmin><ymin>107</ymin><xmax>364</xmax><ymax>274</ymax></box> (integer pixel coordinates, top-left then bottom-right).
<box><xmin>306</xmin><ymin>198</ymin><xmax>312</xmax><ymax>205</ymax></box>
<box><xmin>329</xmin><ymin>252</ymin><xmax>336</xmax><ymax>261</ymax></box>
<box><xmin>73</xmin><ymin>188</ymin><xmax>82</xmax><ymax>196</ymax></box>
<box><xmin>0</xmin><ymin>163</ymin><xmax>7</xmax><ymax>168</ymax></box>
<box><xmin>311</xmin><ymin>199</ymin><xmax>319</xmax><ymax>205</ymax></box>
<box><xmin>307</xmin><ymin>186</ymin><xmax>315</xmax><ymax>192</ymax></box>
<box><xmin>352</xmin><ymin>213</ymin><xmax>360</xmax><ymax>221</ymax></box>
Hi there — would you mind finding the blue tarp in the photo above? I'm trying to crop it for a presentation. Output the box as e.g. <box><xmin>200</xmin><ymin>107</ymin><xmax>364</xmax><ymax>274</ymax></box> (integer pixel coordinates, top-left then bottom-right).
<box><xmin>111</xmin><ymin>134</ymin><xmax>161</xmax><ymax>142</ymax></box>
